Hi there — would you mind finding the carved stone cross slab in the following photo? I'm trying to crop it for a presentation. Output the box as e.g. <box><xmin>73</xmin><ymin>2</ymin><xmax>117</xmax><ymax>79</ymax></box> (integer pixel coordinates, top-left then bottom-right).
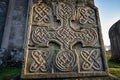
<box><xmin>21</xmin><ymin>0</ymin><xmax>108</xmax><ymax>79</ymax></box>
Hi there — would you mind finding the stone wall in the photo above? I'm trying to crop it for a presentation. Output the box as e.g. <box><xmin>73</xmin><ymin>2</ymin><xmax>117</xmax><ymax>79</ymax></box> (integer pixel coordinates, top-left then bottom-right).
<box><xmin>0</xmin><ymin>0</ymin><xmax>9</xmax><ymax>46</ymax></box>
<box><xmin>0</xmin><ymin>0</ymin><xmax>29</xmax><ymax>66</ymax></box>
<box><xmin>8</xmin><ymin>0</ymin><xmax>28</xmax><ymax>50</ymax></box>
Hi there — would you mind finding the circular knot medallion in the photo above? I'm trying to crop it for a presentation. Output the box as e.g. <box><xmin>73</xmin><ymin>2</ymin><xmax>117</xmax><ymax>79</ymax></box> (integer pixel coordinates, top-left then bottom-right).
<box><xmin>55</xmin><ymin>50</ymin><xmax>76</xmax><ymax>71</ymax></box>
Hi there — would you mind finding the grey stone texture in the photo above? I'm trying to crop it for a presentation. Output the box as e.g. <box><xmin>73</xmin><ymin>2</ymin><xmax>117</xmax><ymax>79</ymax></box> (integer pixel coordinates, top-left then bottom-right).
<box><xmin>109</xmin><ymin>20</ymin><xmax>120</xmax><ymax>61</ymax></box>
<box><xmin>0</xmin><ymin>48</ymin><xmax>5</xmax><ymax>67</ymax></box>
<box><xmin>12</xmin><ymin>74</ymin><xmax>120</xmax><ymax>80</ymax></box>
<box><xmin>1</xmin><ymin>0</ymin><xmax>29</xmax><ymax>50</ymax></box>
<box><xmin>21</xmin><ymin>0</ymin><xmax>118</xmax><ymax>79</ymax></box>
<box><xmin>0</xmin><ymin>0</ymin><xmax>29</xmax><ymax>65</ymax></box>
<box><xmin>8</xmin><ymin>0</ymin><xmax>28</xmax><ymax>49</ymax></box>
<box><xmin>0</xmin><ymin>0</ymin><xmax>9</xmax><ymax>46</ymax></box>
<box><xmin>0</xmin><ymin>0</ymin><xmax>119</xmax><ymax>79</ymax></box>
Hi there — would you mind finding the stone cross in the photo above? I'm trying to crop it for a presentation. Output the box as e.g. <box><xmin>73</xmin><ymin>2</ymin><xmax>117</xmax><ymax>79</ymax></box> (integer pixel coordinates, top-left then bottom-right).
<box><xmin>21</xmin><ymin>0</ymin><xmax>108</xmax><ymax>79</ymax></box>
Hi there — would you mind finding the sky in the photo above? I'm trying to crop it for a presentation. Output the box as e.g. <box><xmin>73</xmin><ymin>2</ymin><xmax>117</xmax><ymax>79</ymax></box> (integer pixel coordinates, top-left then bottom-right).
<box><xmin>94</xmin><ymin>0</ymin><xmax>120</xmax><ymax>46</ymax></box>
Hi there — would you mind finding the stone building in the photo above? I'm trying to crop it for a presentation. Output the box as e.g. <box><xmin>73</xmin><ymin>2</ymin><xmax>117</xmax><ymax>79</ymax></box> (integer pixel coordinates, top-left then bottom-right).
<box><xmin>0</xmin><ymin>0</ymin><xmax>32</xmax><ymax>65</ymax></box>
<box><xmin>0</xmin><ymin>0</ymin><xmax>29</xmax><ymax>51</ymax></box>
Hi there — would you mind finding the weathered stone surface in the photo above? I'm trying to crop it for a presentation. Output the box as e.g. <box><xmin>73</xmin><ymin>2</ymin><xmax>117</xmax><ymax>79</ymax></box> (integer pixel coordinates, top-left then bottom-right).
<box><xmin>0</xmin><ymin>0</ymin><xmax>9</xmax><ymax>46</ymax></box>
<box><xmin>8</xmin><ymin>0</ymin><xmax>28</xmax><ymax>49</ymax></box>
<box><xmin>0</xmin><ymin>0</ymin><xmax>29</xmax><ymax>65</ymax></box>
<box><xmin>13</xmin><ymin>74</ymin><xmax>120</xmax><ymax>80</ymax></box>
<box><xmin>21</xmin><ymin>0</ymin><xmax>111</xmax><ymax>79</ymax></box>
<box><xmin>0</xmin><ymin>48</ymin><xmax>23</xmax><ymax>67</ymax></box>
<box><xmin>109</xmin><ymin>20</ymin><xmax>120</xmax><ymax>61</ymax></box>
<box><xmin>9</xmin><ymin>48</ymin><xmax>23</xmax><ymax>67</ymax></box>
<box><xmin>0</xmin><ymin>48</ymin><xmax>6</xmax><ymax>67</ymax></box>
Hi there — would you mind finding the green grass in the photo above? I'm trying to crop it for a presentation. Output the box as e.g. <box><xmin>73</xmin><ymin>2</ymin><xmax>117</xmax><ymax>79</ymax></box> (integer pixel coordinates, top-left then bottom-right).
<box><xmin>106</xmin><ymin>52</ymin><xmax>120</xmax><ymax>78</ymax></box>
<box><xmin>0</xmin><ymin>67</ymin><xmax>21</xmax><ymax>80</ymax></box>
<box><xmin>106</xmin><ymin>54</ymin><xmax>120</xmax><ymax>68</ymax></box>
<box><xmin>109</xmin><ymin>68</ymin><xmax>120</xmax><ymax>78</ymax></box>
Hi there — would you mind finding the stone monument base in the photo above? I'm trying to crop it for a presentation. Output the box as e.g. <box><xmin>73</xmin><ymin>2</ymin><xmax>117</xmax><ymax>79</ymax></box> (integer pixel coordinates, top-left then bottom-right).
<box><xmin>12</xmin><ymin>74</ymin><xmax>119</xmax><ymax>80</ymax></box>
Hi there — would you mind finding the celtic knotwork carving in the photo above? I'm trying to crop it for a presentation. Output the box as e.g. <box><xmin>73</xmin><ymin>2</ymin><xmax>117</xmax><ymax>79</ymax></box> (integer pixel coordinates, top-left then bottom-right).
<box><xmin>78</xmin><ymin>7</ymin><xmax>96</xmax><ymax>25</ymax></box>
<box><xmin>31</xmin><ymin>26</ymin><xmax>98</xmax><ymax>47</ymax></box>
<box><xmin>32</xmin><ymin>27</ymin><xmax>50</xmax><ymax>45</ymax></box>
<box><xmin>55</xmin><ymin>50</ymin><xmax>76</xmax><ymax>71</ymax></box>
<box><xmin>33</xmin><ymin>1</ymin><xmax>51</xmax><ymax>26</ymax></box>
<box><xmin>81</xmin><ymin>50</ymin><xmax>100</xmax><ymax>70</ymax></box>
<box><xmin>56</xmin><ymin>2</ymin><xmax>72</xmax><ymax>20</ymax></box>
<box><xmin>21</xmin><ymin>0</ymin><xmax>107</xmax><ymax>78</ymax></box>
<box><xmin>74</xmin><ymin>28</ymin><xmax>98</xmax><ymax>46</ymax></box>
<box><xmin>31</xmin><ymin>1</ymin><xmax>98</xmax><ymax>72</ymax></box>
<box><xmin>56</xmin><ymin>2</ymin><xmax>73</xmax><ymax>26</ymax></box>
<box><xmin>56</xmin><ymin>27</ymin><xmax>74</xmax><ymax>47</ymax></box>
<box><xmin>30</xmin><ymin>50</ymin><xmax>47</xmax><ymax>72</ymax></box>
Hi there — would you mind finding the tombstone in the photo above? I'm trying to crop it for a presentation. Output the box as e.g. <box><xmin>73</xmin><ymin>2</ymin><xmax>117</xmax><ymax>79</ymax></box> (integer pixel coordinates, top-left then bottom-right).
<box><xmin>21</xmin><ymin>0</ymin><xmax>119</xmax><ymax>80</ymax></box>
<box><xmin>109</xmin><ymin>20</ymin><xmax>120</xmax><ymax>61</ymax></box>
